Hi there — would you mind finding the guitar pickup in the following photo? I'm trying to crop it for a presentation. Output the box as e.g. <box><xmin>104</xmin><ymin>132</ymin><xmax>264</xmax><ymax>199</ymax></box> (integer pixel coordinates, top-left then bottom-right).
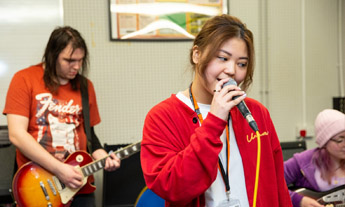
<box><xmin>39</xmin><ymin>181</ymin><xmax>50</xmax><ymax>201</ymax></box>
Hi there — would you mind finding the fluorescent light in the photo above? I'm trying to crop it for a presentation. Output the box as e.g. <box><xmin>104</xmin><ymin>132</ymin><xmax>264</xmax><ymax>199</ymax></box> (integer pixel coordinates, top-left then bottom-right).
<box><xmin>0</xmin><ymin>6</ymin><xmax>61</xmax><ymax>23</ymax></box>
<box><xmin>0</xmin><ymin>60</ymin><xmax>8</xmax><ymax>77</ymax></box>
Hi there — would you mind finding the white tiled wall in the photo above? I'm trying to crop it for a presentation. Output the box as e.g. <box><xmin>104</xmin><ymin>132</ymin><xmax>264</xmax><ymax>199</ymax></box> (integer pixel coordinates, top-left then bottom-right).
<box><xmin>0</xmin><ymin>0</ymin><xmax>63</xmax><ymax>126</ymax></box>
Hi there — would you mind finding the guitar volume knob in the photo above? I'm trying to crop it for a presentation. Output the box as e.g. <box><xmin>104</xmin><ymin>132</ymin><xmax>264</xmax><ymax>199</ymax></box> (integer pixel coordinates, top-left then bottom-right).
<box><xmin>76</xmin><ymin>155</ymin><xmax>84</xmax><ymax>163</ymax></box>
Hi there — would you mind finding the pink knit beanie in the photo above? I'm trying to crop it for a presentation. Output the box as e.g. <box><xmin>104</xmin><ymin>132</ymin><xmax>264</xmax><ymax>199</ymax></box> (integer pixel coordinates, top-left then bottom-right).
<box><xmin>315</xmin><ymin>109</ymin><xmax>345</xmax><ymax>147</ymax></box>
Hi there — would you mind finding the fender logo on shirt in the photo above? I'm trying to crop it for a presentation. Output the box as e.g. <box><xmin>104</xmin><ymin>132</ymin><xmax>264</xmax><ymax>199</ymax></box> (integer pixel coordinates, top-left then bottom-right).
<box><xmin>247</xmin><ymin>131</ymin><xmax>269</xmax><ymax>143</ymax></box>
<box><xmin>35</xmin><ymin>93</ymin><xmax>82</xmax><ymax>117</ymax></box>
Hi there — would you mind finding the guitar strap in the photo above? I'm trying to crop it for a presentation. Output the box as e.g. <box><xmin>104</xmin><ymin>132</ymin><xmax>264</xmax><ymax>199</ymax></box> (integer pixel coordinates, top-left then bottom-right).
<box><xmin>80</xmin><ymin>76</ymin><xmax>93</xmax><ymax>153</ymax></box>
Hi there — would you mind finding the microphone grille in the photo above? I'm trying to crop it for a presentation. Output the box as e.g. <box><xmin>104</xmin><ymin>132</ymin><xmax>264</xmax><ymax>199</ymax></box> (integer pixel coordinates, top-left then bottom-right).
<box><xmin>222</xmin><ymin>78</ymin><xmax>237</xmax><ymax>87</ymax></box>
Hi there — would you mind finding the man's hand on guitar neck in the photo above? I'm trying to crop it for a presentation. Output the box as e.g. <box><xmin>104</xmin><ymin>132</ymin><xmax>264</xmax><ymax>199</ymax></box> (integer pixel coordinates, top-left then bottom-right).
<box><xmin>300</xmin><ymin>196</ymin><xmax>325</xmax><ymax>207</ymax></box>
<box><xmin>92</xmin><ymin>148</ymin><xmax>121</xmax><ymax>172</ymax></box>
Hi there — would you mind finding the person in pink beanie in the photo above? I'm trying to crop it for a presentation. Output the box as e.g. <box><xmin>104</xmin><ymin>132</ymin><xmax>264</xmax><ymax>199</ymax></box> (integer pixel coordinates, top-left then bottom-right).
<box><xmin>284</xmin><ymin>109</ymin><xmax>345</xmax><ymax>207</ymax></box>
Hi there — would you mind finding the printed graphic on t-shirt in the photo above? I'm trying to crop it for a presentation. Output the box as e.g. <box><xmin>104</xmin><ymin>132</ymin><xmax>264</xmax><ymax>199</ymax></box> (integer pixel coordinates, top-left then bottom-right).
<box><xmin>35</xmin><ymin>93</ymin><xmax>82</xmax><ymax>160</ymax></box>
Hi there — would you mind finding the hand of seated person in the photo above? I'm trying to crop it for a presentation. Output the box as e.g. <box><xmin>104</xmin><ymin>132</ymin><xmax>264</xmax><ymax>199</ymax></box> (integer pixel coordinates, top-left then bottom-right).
<box><xmin>300</xmin><ymin>196</ymin><xmax>324</xmax><ymax>207</ymax></box>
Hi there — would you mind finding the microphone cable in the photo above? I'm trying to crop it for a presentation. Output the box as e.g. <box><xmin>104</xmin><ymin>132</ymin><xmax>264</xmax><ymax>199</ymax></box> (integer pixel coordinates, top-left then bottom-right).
<box><xmin>223</xmin><ymin>79</ymin><xmax>261</xmax><ymax>207</ymax></box>
<box><xmin>253</xmin><ymin>130</ymin><xmax>261</xmax><ymax>207</ymax></box>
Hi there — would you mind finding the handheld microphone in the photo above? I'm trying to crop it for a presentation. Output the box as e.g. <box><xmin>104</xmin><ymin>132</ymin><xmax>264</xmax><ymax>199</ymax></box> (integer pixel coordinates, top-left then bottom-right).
<box><xmin>223</xmin><ymin>79</ymin><xmax>259</xmax><ymax>132</ymax></box>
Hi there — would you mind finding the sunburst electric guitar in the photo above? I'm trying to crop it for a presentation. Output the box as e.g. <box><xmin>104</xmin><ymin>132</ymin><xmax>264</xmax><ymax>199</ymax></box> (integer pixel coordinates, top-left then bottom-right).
<box><xmin>12</xmin><ymin>141</ymin><xmax>141</xmax><ymax>207</ymax></box>
<box><xmin>294</xmin><ymin>184</ymin><xmax>345</xmax><ymax>207</ymax></box>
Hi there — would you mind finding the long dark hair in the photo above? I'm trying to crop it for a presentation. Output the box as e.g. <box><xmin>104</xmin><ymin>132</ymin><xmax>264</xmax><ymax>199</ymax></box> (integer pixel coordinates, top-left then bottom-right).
<box><xmin>42</xmin><ymin>26</ymin><xmax>89</xmax><ymax>93</ymax></box>
<box><xmin>189</xmin><ymin>14</ymin><xmax>255</xmax><ymax>91</ymax></box>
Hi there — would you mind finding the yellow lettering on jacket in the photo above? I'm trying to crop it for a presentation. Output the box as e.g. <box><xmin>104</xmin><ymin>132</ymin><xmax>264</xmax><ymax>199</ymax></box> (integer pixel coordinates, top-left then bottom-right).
<box><xmin>247</xmin><ymin>131</ymin><xmax>269</xmax><ymax>143</ymax></box>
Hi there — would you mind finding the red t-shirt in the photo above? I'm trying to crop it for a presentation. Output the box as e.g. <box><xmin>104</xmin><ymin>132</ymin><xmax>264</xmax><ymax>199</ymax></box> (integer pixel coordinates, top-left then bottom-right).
<box><xmin>3</xmin><ymin>63</ymin><xmax>101</xmax><ymax>167</ymax></box>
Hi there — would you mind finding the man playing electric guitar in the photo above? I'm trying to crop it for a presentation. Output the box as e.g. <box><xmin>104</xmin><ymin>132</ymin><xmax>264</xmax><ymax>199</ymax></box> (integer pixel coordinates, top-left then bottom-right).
<box><xmin>3</xmin><ymin>26</ymin><xmax>120</xmax><ymax>207</ymax></box>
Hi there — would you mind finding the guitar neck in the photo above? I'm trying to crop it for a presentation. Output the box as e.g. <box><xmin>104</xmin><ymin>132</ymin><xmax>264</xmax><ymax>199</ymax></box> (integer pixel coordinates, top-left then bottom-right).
<box><xmin>80</xmin><ymin>141</ymin><xmax>141</xmax><ymax>177</ymax></box>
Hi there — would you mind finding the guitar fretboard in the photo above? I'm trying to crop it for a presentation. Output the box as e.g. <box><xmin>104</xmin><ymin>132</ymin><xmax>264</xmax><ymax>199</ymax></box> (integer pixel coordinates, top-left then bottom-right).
<box><xmin>81</xmin><ymin>141</ymin><xmax>141</xmax><ymax>177</ymax></box>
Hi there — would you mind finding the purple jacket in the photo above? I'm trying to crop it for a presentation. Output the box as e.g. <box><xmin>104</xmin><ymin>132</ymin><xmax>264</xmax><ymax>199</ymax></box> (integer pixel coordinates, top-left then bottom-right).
<box><xmin>284</xmin><ymin>148</ymin><xmax>320</xmax><ymax>207</ymax></box>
